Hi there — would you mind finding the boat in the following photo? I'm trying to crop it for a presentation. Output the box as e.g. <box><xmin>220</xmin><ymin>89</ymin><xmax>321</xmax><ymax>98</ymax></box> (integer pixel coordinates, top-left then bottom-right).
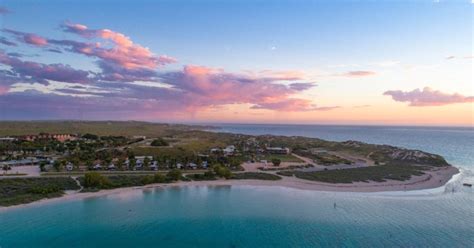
<box><xmin>462</xmin><ymin>183</ymin><xmax>472</xmax><ymax>187</ymax></box>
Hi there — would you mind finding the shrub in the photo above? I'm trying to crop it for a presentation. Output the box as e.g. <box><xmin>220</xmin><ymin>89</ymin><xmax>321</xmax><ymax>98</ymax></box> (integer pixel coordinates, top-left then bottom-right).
<box><xmin>153</xmin><ymin>173</ymin><xmax>167</xmax><ymax>183</ymax></box>
<box><xmin>151</xmin><ymin>138</ymin><xmax>169</xmax><ymax>147</ymax></box>
<box><xmin>231</xmin><ymin>172</ymin><xmax>281</xmax><ymax>181</ymax></box>
<box><xmin>213</xmin><ymin>165</ymin><xmax>232</xmax><ymax>179</ymax></box>
<box><xmin>167</xmin><ymin>169</ymin><xmax>182</xmax><ymax>181</ymax></box>
<box><xmin>141</xmin><ymin>175</ymin><xmax>155</xmax><ymax>185</ymax></box>
<box><xmin>271</xmin><ymin>159</ymin><xmax>281</xmax><ymax>166</ymax></box>
<box><xmin>83</xmin><ymin>172</ymin><xmax>111</xmax><ymax>188</ymax></box>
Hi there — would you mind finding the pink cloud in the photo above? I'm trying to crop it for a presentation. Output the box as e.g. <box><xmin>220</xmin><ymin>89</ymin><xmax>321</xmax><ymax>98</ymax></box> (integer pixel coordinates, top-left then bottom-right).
<box><xmin>383</xmin><ymin>87</ymin><xmax>474</xmax><ymax>106</ymax></box>
<box><xmin>61</xmin><ymin>22</ymin><xmax>176</xmax><ymax>70</ymax></box>
<box><xmin>0</xmin><ymin>84</ymin><xmax>9</xmax><ymax>95</ymax></box>
<box><xmin>2</xmin><ymin>29</ymin><xmax>48</xmax><ymax>47</ymax></box>
<box><xmin>0</xmin><ymin>51</ymin><xmax>91</xmax><ymax>84</ymax></box>
<box><xmin>24</xmin><ymin>34</ymin><xmax>48</xmax><ymax>46</ymax></box>
<box><xmin>161</xmin><ymin>65</ymin><xmax>324</xmax><ymax>112</ymax></box>
<box><xmin>341</xmin><ymin>71</ymin><xmax>376</xmax><ymax>77</ymax></box>
<box><xmin>257</xmin><ymin>70</ymin><xmax>306</xmax><ymax>81</ymax></box>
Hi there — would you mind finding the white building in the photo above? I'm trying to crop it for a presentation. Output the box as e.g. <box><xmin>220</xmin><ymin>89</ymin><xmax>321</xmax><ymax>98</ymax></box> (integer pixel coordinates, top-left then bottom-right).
<box><xmin>223</xmin><ymin>145</ymin><xmax>236</xmax><ymax>155</ymax></box>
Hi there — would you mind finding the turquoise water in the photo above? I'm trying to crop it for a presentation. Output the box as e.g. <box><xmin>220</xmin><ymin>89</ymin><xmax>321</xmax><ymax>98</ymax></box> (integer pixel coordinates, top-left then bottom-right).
<box><xmin>1</xmin><ymin>125</ymin><xmax>473</xmax><ymax>247</ymax></box>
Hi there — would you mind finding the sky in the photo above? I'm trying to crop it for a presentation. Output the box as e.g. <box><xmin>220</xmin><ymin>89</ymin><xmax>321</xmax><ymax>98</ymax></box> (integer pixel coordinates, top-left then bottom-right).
<box><xmin>0</xmin><ymin>0</ymin><xmax>472</xmax><ymax>126</ymax></box>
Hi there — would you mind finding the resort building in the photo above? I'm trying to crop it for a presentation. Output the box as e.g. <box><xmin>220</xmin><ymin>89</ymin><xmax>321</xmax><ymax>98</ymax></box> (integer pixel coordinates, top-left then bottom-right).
<box><xmin>265</xmin><ymin>147</ymin><xmax>290</xmax><ymax>154</ymax></box>
<box><xmin>19</xmin><ymin>133</ymin><xmax>78</xmax><ymax>142</ymax></box>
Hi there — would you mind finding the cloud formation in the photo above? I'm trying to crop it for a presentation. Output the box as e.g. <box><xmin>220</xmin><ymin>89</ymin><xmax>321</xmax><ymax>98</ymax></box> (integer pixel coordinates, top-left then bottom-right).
<box><xmin>3</xmin><ymin>29</ymin><xmax>48</xmax><ymax>46</ymax></box>
<box><xmin>0</xmin><ymin>37</ymin><xmax>17</xmax><ymax>46</ymax></box>
<box><xmin>60</xmin><ymin>22</ymin><xmax>176</xmax><ymax>70</ymax></box>
<box><xmin>161</xmin><ymin>65</ymin><xmax>318</xmax><ymax>111</ymax></box>
<box><xmin>383</xmin><ymin>87</ymin><xmax>474</xmax><ymax>106</ymax></box>
<box><xmin>0</xmin><ymin>21</ymin><xmax>330</xmax><ymax>119</ymax></box>
<box><xmin>0</xmin><ymin>51</ymin><xmax>92</xmax><ymax>84</ymax></box>
<box><xmin>341</xmin><ymin>71</ymin><xmax>376</xmax><ymax>77</ymax></box>
<box><xmin>0</xmin><ymin>7</ymin><xmax>9</xmax><ymax>14</ymax></box>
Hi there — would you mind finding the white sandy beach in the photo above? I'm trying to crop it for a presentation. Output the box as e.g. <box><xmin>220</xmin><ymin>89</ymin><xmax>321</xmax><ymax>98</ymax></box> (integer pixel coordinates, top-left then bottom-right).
<box><xmin>0</xmin><ymin>165</ymin><xmax>459</xmax><ymax>212</ymax></box>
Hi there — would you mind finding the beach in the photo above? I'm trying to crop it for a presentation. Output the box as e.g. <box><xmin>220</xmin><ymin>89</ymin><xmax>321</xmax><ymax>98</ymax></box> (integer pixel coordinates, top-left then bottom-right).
<box><xmin>0</xmin><ymin>165</ymin><xmax>459</xmax><ymax>212</ymax></box>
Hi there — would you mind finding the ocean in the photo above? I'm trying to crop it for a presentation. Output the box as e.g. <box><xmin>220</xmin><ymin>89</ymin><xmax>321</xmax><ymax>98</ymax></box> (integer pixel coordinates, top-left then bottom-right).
<box><xmin>0</xmin><ymin>124</ymin><xmax>473</xmax><ymax>247</ymax></box>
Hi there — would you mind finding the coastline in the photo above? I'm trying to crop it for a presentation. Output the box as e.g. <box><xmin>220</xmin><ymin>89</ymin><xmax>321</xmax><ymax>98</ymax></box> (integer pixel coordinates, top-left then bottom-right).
<box><xmin>0</xmin><ymin>165</ymin><xmax>459</xmax><ymax>212</ymax></box>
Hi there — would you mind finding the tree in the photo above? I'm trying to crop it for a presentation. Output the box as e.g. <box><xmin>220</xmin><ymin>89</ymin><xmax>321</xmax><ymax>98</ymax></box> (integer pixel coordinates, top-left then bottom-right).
<box><xmin>71</xmin><ymin>158</ymin><xmax>80</xmax><ymax>170</ymax></box>
<box><xmin>271</xmin><ymin>158</ymin><xmax>281</xmax><ymax>167</ymax></box>
<box><xmin>143</xmin><ymin>157</ymin><xmax>150</xmax><ymax>170</ymax></box>
<box><xmin>86</xmin><ymin>160</ymin><xmax>94</xmax><ymax>170</ymax></box>
<box><xmin>154</xmin><ymin>173</ymin><xmax>167</xmax><ymax>183</ymax></box>
<box><xmin>82</xmin><ymin>133</ymin><xmax>98</xmax><ymax>140</ymax></box>
<box><xmin>213</xmin><ymin>165</ymin><xmax>232</xmax><ymax>179</ymax></box>
<box><xmin>39</xmin><ymin>161</ymin><xmax>47</xmax><ymax>172</ymax></box>
<box><xmin>166</xmin><ymin>169</ymin><xmax>182</xmax><ymax>181</ymax></box>
<box><xmin>117</xmin><ymin>158</ymin><xmax>125</xmax><ymax>171</ymax></box>
<box><xmin>150</xmin><ymin>138</ymin><xmax>169</xmax><ymax>147</ymax></box>
<box><xmin>129</xmin><ymin>158</ymin><xmax>136</xmax><ymax>171</ymax></box>
<box><xmin>2</xmin><ymin>164</ymin><xmax>11</xmax><ymax>174</ymax></box>
<box><xmin>53</xmin><ymin>160</ymin><xmax>62</xmax><ymax>172</ymax></box>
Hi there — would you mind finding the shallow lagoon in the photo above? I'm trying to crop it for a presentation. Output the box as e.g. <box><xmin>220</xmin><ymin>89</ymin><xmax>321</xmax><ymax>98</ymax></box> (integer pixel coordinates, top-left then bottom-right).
<box><xmin>1</xmin><ymin>125</ymin><xmax>473</xmax><ymax>247</ymax></box>
<box><xmin>0</xmin><ymin>185</ymin><xmax>473</xmax><ymax>247</ymax></box>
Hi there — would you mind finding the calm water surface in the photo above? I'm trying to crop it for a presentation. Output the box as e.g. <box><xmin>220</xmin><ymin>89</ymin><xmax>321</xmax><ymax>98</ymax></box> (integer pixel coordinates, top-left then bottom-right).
<box><xmin>1</xmin><ymin>125</ymin><xmax>473</xmax><ymax>247</ymax></box>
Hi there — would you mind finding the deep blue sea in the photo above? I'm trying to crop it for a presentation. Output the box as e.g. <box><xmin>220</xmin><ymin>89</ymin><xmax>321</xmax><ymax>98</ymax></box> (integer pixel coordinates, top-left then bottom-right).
<box><xmin>1</xmin><ymin>124</ymin><xmax>473</xmax><ymax>247</ymax></box>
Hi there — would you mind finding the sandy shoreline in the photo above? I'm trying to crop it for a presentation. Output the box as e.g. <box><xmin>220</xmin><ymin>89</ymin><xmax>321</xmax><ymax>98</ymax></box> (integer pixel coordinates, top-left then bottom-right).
<box><xmin>0</xmin><ymin>165</ymin><xmax>459</xmax><ymax>212</ymax></box>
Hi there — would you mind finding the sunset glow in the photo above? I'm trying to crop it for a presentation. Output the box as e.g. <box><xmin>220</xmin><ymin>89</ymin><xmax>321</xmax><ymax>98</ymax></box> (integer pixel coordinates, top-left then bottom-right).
<box><xmin>0</xmin><ymin>0</ymin><xmax>472</xmax><ymax>126</ymax></box>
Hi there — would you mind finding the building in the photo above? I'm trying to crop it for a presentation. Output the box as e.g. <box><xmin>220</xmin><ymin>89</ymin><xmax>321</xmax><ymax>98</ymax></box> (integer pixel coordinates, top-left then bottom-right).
<box><xmin>265</xmin><ymin>147</ymin><xmax>290</xmax><ymax>154</ymax></box>
<box><xmin>223</xmin><ymin>145</ymin><xmax>236</xmax><ymax>155</ymax></box>
<box><xmin>20</xmin><ymin>133</ymin><xmax>77</xmax><ymax>142</ymax></box>
<box><xmin>150</xmin><ymin>161</ymin><xmax>158</xmax><ymax>170</ymax></box>
<box><xmin>0</xmin><ymin>137</ymin><xmax>17</xmax><ymax>142</ymax></box>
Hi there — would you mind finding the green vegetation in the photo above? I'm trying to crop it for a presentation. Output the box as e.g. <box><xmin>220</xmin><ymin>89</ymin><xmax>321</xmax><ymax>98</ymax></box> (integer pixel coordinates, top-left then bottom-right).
<box><xmin>166</xmin><ymin>169</ymin><xmax>182</xmax><ymax>181</ymax></box>
<box><xmin>271</xmin><ymin>158</ymin><xmax>281</xmax><ymax>166</ymax></box>
<box><xmin>186</xmin><ymin>170</ymin><xmax>218</xmax><ymax>181</ymax></box>
<box><xmin>293</xmin><ymin>149</ymin><xmax>352</xmax><ymax>165</ymax></box>
<box><xmin>213</xmin><ymin>165</ymin><xmax>232</xmax><ymax>179</ymax></box>
<box><xmin>277</xmin><ymin>164</ymin><xmax>426</xmax><ymax>183</ymax></box>
<box><xmin>79</xmin><ymin>172</ymin><xmax>175</xmax><ymax>191</ymax></box>
<box><xmin>231</xmin><ymin>172</ymin><xmax>282</xmax><ymax>181</ymax></box>
<box><xmin>0</xmin><ymin>177</ymin><xmax>80</xmax><ymax>206</ymax></box>
<box><xmin>150</xmin><ymin>138</ymin><xmax>169</xmax><ymax>146</ymax></box>
<box><xmin>186</xmin><ymin>165</ymin><xmax>232</xmax><ymax>181</ymax></box>
<box><xmin>261</xmin><ymin>154</ymin><xmax>303</xmax><ymax>162</ymax></box>
<box><xmin>258</xmin><ymin>164</ymin><xmax>313</xmax><ymax>171</ymax></box>
<box><xmin>0</xmin><ymin>173</ymin><xmax>28</xmax><ymax>177</ymax></box>
<box><xmin>0</xmin><ymin>121</ymin><xmax>205</xmax><ymax>137</ymax></box>
<box><xmin>83</xmin><ymin>172</ymin><xmax>111</xmax><ymax>188</ymax></box>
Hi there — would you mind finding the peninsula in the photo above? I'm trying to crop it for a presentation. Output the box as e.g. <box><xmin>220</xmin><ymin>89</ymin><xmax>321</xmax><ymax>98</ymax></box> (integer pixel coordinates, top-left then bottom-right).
<box><xmin>0</xmin><ymin>121</ymin><xmax>458</xmax><ymax>207</ymax></box>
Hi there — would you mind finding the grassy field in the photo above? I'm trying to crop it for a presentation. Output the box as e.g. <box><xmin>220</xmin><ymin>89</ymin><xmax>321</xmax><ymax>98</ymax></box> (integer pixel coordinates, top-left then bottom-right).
<box><xmin>277</xmin><ymin>164</ymin><xmax>426</xmax><ymax>183</ymax></box>
<box><xmin>259</xmin><ymin>154</ymin><xmax>303</xmax><ymax>163</ymax></box>
<box><xmin>0</xmin><ymin>121</ymin><xmax>205</xmax><ymax>137</ymax></box>
<box><xmin>0</xmin><ymin>177</ymin><xmax>80</xmax><ymax>206</ymax></box>
<box><xmin>231</xmin><ymin>172</ymin><xmax>282</xmax><ymax>180</ymax></box>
